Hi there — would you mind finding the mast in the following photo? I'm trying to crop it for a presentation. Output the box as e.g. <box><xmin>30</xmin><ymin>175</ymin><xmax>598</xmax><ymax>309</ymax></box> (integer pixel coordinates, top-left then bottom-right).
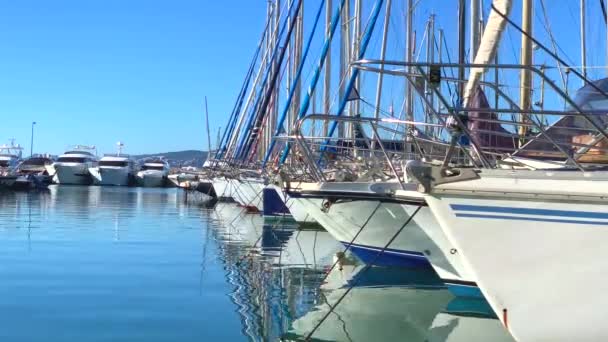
<box><xmin>205</xmin><ymin>96</ymin><xmax>212</xmax><ymax>154</ymax></box>
<box><xmin>293</xmin><ymin>0</ymin><xmax>303</xmax><ymax>129</ymax></box>
<box><xmin>352</xmin><ymin>0</ymin><xmax>362</xmax><ymax>123</ymax></box>
<box><xmin>405</xmin><ymin>0</ymin><xmax>414</xmax><ymax>156</ymax></box>
<box><xmin>518</xmin><ymin>0</ymin><xmax>533</xmax><ymax>143</ymax></box>
<box><xmin>216</xmin><ymin>126</ymin><xmax>221</xmax><ymax>155</ymax></box>
<box><xmin>323</xmin><ymin>0</ymin><xmax>332</xmax><ymax>137</ymax></box>
<box><xmin>338</xmin><ymin>0</ymin><xmax>350</xmax><ymax>139</ymax></box>
<box><xmin>470</xmin><ymin>0</ymin><xmax>480</xmax><ymax>60</ymax></box>
<box><xmin>426</xmin><ymin>14</ymin><xmax>435</xmax><ymax>135</ymax></box>
<box><xmin>373</xmin><ymin>0</ymin><xmax>391</xmax><ymax>122</ymax></box>
<box><xmin>581</xmin><ymin>0</ymin><xmax>587</xmax><ymax>82</ymax></box>
<box><xmin>458</xmin><ymin>0</ymin><xmax>466</xmax><ymax>100</ymax></box>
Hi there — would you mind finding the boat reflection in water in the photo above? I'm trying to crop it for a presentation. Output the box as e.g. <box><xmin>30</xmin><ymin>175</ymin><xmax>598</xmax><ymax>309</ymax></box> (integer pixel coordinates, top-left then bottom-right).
<box><xmin>208</xmin><ymin>203</ymin><xmax>513</xmax><ymax>341</ymax></box>
<box><xmin>284</xmin><ymin>257</ymin><xmax>514</xmax><ymax>342</ymax></box>
<box><xmin>209</xmin><ymin>203</ymin><xmax>339</xmax><ymax>341</ymax></box>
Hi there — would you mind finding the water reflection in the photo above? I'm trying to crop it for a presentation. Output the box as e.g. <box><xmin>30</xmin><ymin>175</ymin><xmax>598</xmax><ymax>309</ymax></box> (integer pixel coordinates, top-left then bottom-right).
<box><xmin>283</xmin><ymin>260</ymin><xmax>514</xmax><ymax>342</ymax></box>
<box><xmin>209</xmin><ymin>203</ymin><xmax>514</xmax><ymax>342</ymax></box>
<box><xmin>0</xmin><ymin>186</ymin><xmax>246</xmax><ymax>341</ymax></box>
<box><xmin>0</xmin><ymin>189</ymin><xmax>514</xmax><ymax>341</ymax></box>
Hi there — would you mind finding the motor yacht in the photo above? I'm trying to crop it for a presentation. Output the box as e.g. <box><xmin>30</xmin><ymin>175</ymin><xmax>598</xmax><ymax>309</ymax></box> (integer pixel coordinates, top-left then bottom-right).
<box><xmin>0</xmin><ymin>140</ymin><xmax>23</xmax><ymax>188</ymax></box>
<box><xmin>136</xmin><ymin>158</ymin><xmax>170</xmax><ymax>187</ymax></box>
<box><xmin>53</xmin><ymin>145</ymin><xmax>98</xmax><ymax>185</ymax></box>
<box><xmin>93</xmin><ymin>143</ymin><xmax>138</xmax><ymax>186</ymax></box>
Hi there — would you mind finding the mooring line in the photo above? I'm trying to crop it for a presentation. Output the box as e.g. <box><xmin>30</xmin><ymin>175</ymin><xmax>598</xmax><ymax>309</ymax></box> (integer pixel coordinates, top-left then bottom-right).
<box><xmin>317</xmin><ymin>201</ymin><xmax>383</xmax><ymax>285</ymax></box>
<box><xmin>304</xmin><ymin>205</ymin><xmax>423</xmax><ymax>341</ymax></box>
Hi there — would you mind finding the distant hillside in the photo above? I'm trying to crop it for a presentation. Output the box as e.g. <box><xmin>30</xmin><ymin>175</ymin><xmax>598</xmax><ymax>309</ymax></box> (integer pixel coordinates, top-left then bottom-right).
<box><xmin>134</xmin><ymin>150</ymin><xmax>209</xmax><ymax>168</ymax></box>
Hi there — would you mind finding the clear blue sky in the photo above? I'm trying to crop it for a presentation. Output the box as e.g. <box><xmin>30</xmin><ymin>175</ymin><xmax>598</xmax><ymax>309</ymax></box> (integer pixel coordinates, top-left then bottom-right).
<box><xmin>0</xmin><ymin>0</ymin><xmax>604</xmax><ymax>155</ymax></box>
<box><xmin>0</xmin><ymin>1</ymin><xmax>266</xmax><ymax>155</ymax></box>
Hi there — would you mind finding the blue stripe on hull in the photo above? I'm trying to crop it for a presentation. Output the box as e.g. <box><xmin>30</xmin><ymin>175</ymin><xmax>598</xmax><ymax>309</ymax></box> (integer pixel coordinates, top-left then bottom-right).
<box><xmin>342</xmin><ymin>242</ymin><xmax>433</xmax><ymax>269</ymax></box>
<box><xmin>445</xmin><ymin>297</ymin><xmax>496</xmax><ymax>318</ymax></box>
<box><xmin>445</xmin><ymin>282</ymin><xmax>484</xmax><ymax>298</ymax></box>
<box><xmin>342</xmin><ymin>242</ymin><xmax>483</xmax><ymax>298</ymax></box>
<box><xmin>451</xmin><ymin>204</ymin><xmax>608</xmax><ymax>219</ymax></box>
<box><xmin>455</xmin><ymin>213</ymin><xmax>608</xmax><ymax>226</ymax></box>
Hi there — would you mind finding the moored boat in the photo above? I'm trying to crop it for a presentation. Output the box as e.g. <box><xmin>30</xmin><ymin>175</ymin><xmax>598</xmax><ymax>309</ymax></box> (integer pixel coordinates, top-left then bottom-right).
<box><xmin>94</xmin><ymin>143</ymin><xmax>138</xmax><ymax>186</ymax></box>
<box><xmin>411</xmin><ymin>166</ymin><xmax>608</xmax><ymax>341</ymax></box>
<box><xmin>286</xmin><ymin>180</ymin><xmax>480</xmax><ymax>298</ymax></box>
<box><xmin>136</xmin><ymin>159</ymin><xmax>170</xmax><ymax>187</ymax></box>
<box><xmin>53</xmin><ymin>145</ymin><xmax>98</xmax><ymax>185</ymax></box>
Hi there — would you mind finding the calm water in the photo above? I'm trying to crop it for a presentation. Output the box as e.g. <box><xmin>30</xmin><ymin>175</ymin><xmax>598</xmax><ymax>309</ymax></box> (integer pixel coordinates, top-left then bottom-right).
<box><xmin>0</xmin><ymin>186</ymin><xmax>514</xmax><ymax>341</ymax></box>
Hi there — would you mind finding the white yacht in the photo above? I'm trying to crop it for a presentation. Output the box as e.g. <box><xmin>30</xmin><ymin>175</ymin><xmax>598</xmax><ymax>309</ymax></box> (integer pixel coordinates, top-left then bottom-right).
<box><xmin>136</xmin><ymin>158</ymin><xmax>170</xmax><ymax>187</ymax></box>
<box><xmin>53</xmin><ymin>145</ymin><xmax>98</xmax><ymax>185</ymax></box>
<box><xmin>0</xmin><ymin>140</ymin><xmax>23</xmax><ymax>173</ymax></box>
<box><xmin>93</xmin><ymin>143</ymin><xmax>138</xmax><ymax>186</ymax></box>
<box><xmin>0</xmin><ymin>140</ymin><xmax>24</xmax><ymax>188</ymax></box>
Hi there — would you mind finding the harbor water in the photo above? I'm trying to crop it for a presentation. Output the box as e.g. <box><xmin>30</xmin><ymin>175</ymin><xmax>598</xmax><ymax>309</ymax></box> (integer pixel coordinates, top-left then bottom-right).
<box><xmin>0</xmin><ymin>186</ymin><xmax>514</xmax><ymax>341</ymax></box>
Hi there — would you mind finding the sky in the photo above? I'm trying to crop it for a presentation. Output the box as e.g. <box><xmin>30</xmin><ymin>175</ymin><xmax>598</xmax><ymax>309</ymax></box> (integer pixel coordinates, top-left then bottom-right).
<box><xmin>0</xmin><ymin>1</ymin><xmax>266</xmax><ymax>155</ymax></box>
<box><xmin>0</xmin><ymin>0</ymin><xmax>604</xmax><ymax>155</ymax></box>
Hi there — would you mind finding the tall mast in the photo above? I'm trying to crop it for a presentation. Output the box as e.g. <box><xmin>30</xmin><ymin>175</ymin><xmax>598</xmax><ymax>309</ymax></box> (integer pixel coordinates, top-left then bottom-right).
<box><xmin>405</xmin><ymin>0</ymin><xmax>413</xmax><ymax>122</ymax></box>
<box><xmin>581</xmin><ymin>0</ymin><xmax>587</xmax><ymax>82</ymax></box>
<box><xmin>338</xmin><ymin>0</ymin><xmax>351</xmax><ymax>139</ymax></box>
<box><xmin>404</xmin><ymin>0</ymin><xmax>414</xmax><ymax>157</ymax></box>
<box><xmin>470</xmin><ymin>0</ymin><xmax>480</xmax><ymax>61</ymax></box>
<box><xmin>352</xmin><ymin>0</ymin><xmax>362</xmax><ymax>121</ymax></box>
<box><xmin>293</xmin><ymin>1</ymin><xmax>303</xmax><ymax>127</ymax></box>
<box><xmin>323</xmin><ymin>0</ymin><xmax>332</xmax><ymax>137</ymax></box>
<box><xmin>518</xmin><ymin>0</ymin><xmax>533</xmax><ymax>143</ymax></box>
<box><xmin>373</xmin><ymin>0</ymin><xmax>391</xmax><ymax>122</ymax></box>
<box><xmin>205</xmin><ymin>96</ymin><xmax>212</xmax><ymax>154</ymax></box>
<box><xmin>425</xmin><ymin>15</ymin><xmax>435</xmax><ymax>135</ymax></box>
<box><xmin>458</xmin><ymin>0</ymin><xmax>466</xmax><ymax>100</ymax></box>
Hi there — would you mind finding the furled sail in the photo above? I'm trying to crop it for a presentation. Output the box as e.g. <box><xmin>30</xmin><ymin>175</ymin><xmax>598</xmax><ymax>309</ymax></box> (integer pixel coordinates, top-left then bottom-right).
<box><xmin>462</xmin><ymin>0</ymin><xmax>512</xmax><ymax>107</ymax></box>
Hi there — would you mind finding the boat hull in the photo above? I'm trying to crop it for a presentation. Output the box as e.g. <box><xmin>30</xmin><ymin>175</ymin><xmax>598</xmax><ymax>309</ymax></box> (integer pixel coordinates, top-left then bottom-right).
<box><xmin>97</xmin><ymin>167</ymin><xmax>131</xmax><ymax>186</ymax></box>
<box><xmin>54</xmin><ymin>163</ymin><xmax>93</xmax><ymax>185</ymax></box>
<box><xmin>289</xmin><ymin>182</ymin><xmax>480</xmax><ymax>297</ymax></box>
<box><xmin>266</xmin><ymin>184</ymin><xmax>316</xmax><ymax>224</ymax></box>
<box><xmin>425</xmin><ymin>171</ymin><xmax>608</xmax><ymax>341</ymax></box>
<box><xmin>136</xmin><ymin>171</ymin><xmax>166</xmax><ymax>187</ymax></box>
<box><xmin>235</xmin><ymin>179</ymin><xmax>264</xmax><ymax>212</ymax></box>
<box><xmin>211</xmin><ymin>177</ymin><xmax>234</xmax><ymax>201</ymax></box>
<box><xmin>0</xmin><ymin>176</ymin><xmax>17</xmax><ymax>188</ymax></box>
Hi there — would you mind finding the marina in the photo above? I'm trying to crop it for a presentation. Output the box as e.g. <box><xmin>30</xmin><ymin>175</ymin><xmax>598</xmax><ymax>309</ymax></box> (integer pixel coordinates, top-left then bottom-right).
<box><xmin>2</xmin><ymin>0</ymin><xmax>608</xmax><ymax>340</ymax></box>
<box><xmin>0</xmin><ymin>186</ymin><xmax>514</xmax><ymax>341</ymax></box>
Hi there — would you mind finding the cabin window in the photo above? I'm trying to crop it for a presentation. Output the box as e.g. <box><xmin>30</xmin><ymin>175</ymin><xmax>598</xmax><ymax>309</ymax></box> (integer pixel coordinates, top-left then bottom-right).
<box><xmin>141</xmin><ymin>165</ymin><xmax>164</xmax><ymax>171</ymax></box>
<box><xmin>57</xmin><ymin>157</ymin><xmax>87</xmax><ymax>163</ymax></box>
<box><xmin>99</xmin><ymin>161</ymin><xmax>129</xmax><ymax>167</ymax></box>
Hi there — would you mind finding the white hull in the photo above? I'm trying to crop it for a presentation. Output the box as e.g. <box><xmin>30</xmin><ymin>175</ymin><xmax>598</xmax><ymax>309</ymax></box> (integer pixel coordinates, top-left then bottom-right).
<box><xmin>289</xmin><ymin>182</ymin><xmax>476</xmax><ymax>294</ymax></box>
<box><xmin>425</xmin><ymin>170</ymin><xmax>608</xmax><ymax>341</ymax></box>
<box><xmin>54</xmin><ymin>163</ymin><xmax>93</xmax><ymax>185</ymax></box>
<box><xmin>96</xmin><ymin>167</ymin><xmax>131</xmax><ymax>186</ymax></box>
<box><xmin>267</xmin><ymin>184</ymin><xmax>316</xmax><ymax>223</ymax></box>
<box><xmin>234</xmin><ymin>179</ymin><xmax>264</xmax><ymax>211</ymax></box>
<box><xmin>212</xmin><ymin>177</ymin><xmax>234</xmax><ymax>199</ymax></box>
<box><xmin>136</xmin><ymin>171</ymin><xmax>167</xmax><ymax>187</ymax></box>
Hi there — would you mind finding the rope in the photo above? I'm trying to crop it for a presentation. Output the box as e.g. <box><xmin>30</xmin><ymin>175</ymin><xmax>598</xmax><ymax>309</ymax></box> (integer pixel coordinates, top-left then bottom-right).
<box><xmin>315</xmin><ymin>201</ymin><xmax>382</xmax><ymax>286</ymax></box>
<box><xmin>304</xmin><ymin>205</ymin><xmax>422</xmax><ymax>340</ymax></box>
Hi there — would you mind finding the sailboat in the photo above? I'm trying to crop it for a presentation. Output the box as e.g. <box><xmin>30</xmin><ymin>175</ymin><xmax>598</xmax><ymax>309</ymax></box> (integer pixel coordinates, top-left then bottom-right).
<box><xmin>401</xmin><ymin>0</ymin><xmax>608</xmax><ymax>340</ymax></box>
